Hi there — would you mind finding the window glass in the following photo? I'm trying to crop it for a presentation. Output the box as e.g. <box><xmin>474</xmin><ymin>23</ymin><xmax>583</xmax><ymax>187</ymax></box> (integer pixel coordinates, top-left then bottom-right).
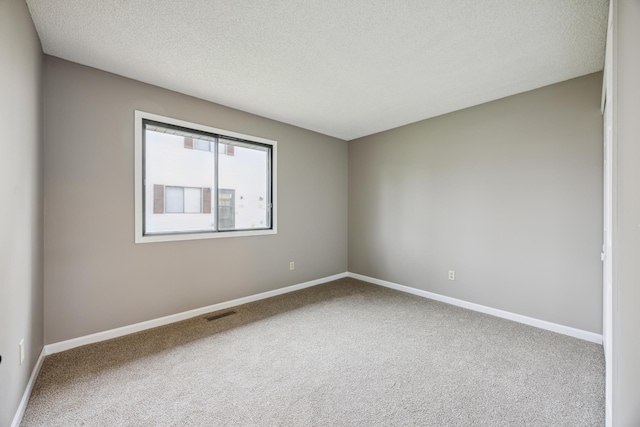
<box><xmin>144</xmin><ymin>128</ymin><xmax>215</xmax><ymax>234</ymax></box>
<box><xmin>218</xmin><ymin>139</ymin><xmax>269</xmax><ymax>230</ymax></box>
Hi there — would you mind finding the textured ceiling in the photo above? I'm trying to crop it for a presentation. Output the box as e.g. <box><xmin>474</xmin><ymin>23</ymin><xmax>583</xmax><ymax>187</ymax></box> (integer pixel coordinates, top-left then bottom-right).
<box><xmin>26</xmin><ymin>0</ymin><xmax>608</xmax><ymax>141</ymax></box>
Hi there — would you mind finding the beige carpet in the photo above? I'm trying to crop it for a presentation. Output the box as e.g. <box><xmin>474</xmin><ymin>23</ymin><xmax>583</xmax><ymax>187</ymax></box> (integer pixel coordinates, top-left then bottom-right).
<box><xmin>22</xmin><ymin>278</ymin><xmax>604</xmax><ymax>426</ymax></box>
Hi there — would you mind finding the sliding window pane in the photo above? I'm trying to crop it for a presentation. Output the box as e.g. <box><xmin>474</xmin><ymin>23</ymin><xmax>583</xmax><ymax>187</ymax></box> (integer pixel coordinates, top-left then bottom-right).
<box><xmin>218</xmin><ymin>139</ymin><xmax>269</xmax><ymax>230</ymax></box>
<box><xmin>144</xmin><ymin>124</ymin><xmax>216</xmax><ymax>234</ymax></box>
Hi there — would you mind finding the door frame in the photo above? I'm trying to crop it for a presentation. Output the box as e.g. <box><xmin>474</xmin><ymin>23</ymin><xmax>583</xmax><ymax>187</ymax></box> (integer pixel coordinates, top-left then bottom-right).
<box><xmin>601</xmin><ymin>2</ymin><xmax>614</xmax><ymax>425</ymax></box>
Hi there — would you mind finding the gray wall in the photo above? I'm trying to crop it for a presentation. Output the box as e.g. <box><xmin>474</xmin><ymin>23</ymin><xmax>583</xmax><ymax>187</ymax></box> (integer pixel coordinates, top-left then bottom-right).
<box><xmin>613</xmin><ymin>0</ymin><xmax>640</xmax><ymax>424</ymax></box>
<box><xmin>349</xmin><ymin>73</ymin><xmax>603</xmax><ymax>334</ymax></box>
<box><xmin>0</xmin><ymin>0</ymin><xmax>44</xmax><ymax>425</ymax></box>
<box><xmin>43</xmin><ymin>57</ymin><xmax>348</xmax><ymax>344</ymax></box>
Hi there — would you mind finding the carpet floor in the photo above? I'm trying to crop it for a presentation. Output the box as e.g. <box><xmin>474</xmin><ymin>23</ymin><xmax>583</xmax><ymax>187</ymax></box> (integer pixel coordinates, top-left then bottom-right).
<box><xmin>21</xmin><ymin>278</ymin><xmax>605</xmax><ymax>426</ymax></box>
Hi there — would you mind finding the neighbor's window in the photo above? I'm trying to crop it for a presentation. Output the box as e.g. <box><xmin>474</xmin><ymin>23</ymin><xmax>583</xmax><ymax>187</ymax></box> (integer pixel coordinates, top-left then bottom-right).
<box><xmin>135</xmin><ymin>111</ymin><xmax>277</xmax><ymax>243</ymax></box>
<box><xmin>162</xmin><ymin>186</ymin><xmax>203</xmax><ymax>213</ymax></box>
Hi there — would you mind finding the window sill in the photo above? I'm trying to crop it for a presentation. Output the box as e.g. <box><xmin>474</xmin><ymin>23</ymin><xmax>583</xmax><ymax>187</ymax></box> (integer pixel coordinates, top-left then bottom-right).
<box><xmin>135</xmin><ymin>228</ymin><xmax>277</xmax><ymax>244</ymax></box>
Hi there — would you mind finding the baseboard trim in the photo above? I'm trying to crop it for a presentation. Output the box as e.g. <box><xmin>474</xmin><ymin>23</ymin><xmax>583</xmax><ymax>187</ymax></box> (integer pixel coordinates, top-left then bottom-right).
<box><xmin>348</xmin><ymin>272</ymin><xmax>603</xmax><ymax>344</ymax></box>
<box><xmin>16</xmin><ymin>270</ymin><xmax>599</xmax><ymax>425</ymax></box>
<box><xmin>45</xmin><ymin>272</ymin><xmax>348</xmax><ymax>355</ymax></box>
<box><xmin>11</xmin><ymin>347</ymin><xmax>47</xmax><ymax>427</ymax></box>
<box><xmin>44</xmin><ymin>270</ymin><xmax>601</xmax><ymax>353</ymax></box>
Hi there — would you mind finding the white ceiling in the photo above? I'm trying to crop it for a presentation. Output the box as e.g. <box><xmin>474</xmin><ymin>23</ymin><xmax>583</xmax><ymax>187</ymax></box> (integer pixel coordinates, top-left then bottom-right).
<box><xmin>26</xmin><ymin>0</ymin><xmax>608</xmax><ymax>141</ymax></box>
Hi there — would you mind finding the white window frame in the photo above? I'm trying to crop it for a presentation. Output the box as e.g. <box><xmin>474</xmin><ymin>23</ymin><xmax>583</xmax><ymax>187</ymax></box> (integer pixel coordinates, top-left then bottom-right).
<box><xmin>135</xmin><ymin>110</ymin><xmax>277</xmax><ymax>244</ymax></box>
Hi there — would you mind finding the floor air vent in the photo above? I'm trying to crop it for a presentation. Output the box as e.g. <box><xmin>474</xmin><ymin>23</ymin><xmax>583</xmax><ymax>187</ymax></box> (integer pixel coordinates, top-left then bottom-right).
<box><xmin>206</xmin><ymin>310</ymin><xmax>237</xmax><ymax>321</ymax></box>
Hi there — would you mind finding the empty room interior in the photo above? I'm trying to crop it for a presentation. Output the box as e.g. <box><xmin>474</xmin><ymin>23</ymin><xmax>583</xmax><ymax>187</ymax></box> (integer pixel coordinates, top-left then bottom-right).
<box><xmin>2</xmin><ymin>0</ymin><xmax>640</xmax><ymax>426</ymax></box>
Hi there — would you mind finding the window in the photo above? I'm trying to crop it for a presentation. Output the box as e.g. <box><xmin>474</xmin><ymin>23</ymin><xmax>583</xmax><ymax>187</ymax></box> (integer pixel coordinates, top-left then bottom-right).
<box><xmin>135</xmin><ymin>111</ymin><xmax>277</xmax><ymax>243</ymax></box>
<box><xmin>163</xmin><ymin>186</ymin><xmax>202</xmax><ymax>213</ymax></box>
<box><xmin>218</xmin><ymin>189</ymin><xmax>236</xmax><ymax>230</ymax></box>
<box><xmin>193</xmin><ymin>139</ymin><xmax>211</xmax><ymax>152</ymax></box>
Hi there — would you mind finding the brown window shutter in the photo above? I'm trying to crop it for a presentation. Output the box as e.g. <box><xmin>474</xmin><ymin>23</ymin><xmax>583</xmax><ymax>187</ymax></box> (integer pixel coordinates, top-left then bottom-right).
<box><xmin>154</xmin><ymin>185</ymin><xmax>164</xmax><ymax>213</ymax></box>
<box><xmin>184</xmin><ymin>137</ymin><xmax>193</xmax><ymax>149</ymax></box>
<box><xmin>202</xmin><ymin>187</ymin><xmax>212</xmax><ymax>214</ymax></box>
<box><xmin>227</xmin><ymin>145</ymin><xmax>234</xmax><ymax>156</ymax></box>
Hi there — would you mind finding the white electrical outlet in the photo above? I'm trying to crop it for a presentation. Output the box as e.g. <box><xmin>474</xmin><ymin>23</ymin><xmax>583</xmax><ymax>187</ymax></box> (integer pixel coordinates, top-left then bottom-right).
<box><xmin>19</xmin><ymin>339</ymin><xmax>24</xmax><ymax>365</ymax></box>
<box><xmin>290</xmin><ymin>261</ymin><xmax>295</xmax><ymax>271</ymax></box>
<box><xmin>448</xmin><ymin>270</ymin><xmax>455</xmax><ymax>281</ymax></box>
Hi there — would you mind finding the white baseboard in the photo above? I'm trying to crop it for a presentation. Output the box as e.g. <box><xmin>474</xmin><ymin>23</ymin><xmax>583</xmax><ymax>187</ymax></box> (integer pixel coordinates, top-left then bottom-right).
<box><xmin>14</xmin><ymin>270</ymin><xmax>600</xmax><ymax>426</ymax></box>
<box><xmin>45</xmin><ymin>270</ymin><xmax>601</xmax><ymax>355</ymax></box>
<box><xmin>11</xmin><ymin>347</ymin><xmax>47</xmax><ymax>427</ymax></box>
<box><xmin>348</xmin><ymin>272</ymin><xmax>603</xmax><ymax>344</ymax></box>
<box><xmin>45</xmin><ymin>272</ymin><xmax>348</xmax><ymax>355</ymax></box>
